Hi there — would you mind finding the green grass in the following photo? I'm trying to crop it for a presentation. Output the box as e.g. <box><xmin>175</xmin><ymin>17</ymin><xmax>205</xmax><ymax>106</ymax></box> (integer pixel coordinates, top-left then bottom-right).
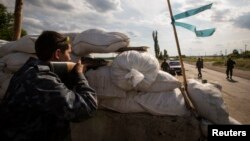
<box><xmin>184</xmin><ymin>57</ymin><xmax>250</xmax><ymax>71</ymax></box>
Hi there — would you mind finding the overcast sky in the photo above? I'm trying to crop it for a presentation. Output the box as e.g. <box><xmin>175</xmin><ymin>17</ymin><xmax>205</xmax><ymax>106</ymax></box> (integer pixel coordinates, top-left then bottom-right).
<box><xmin>1</xmin><ymin>0</ymin><xmax>250</xmax><ymax>56</ymax></box>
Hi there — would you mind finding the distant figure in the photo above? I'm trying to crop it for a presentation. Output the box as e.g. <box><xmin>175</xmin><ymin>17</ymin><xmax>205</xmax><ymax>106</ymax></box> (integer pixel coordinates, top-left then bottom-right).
<box><xmin>196</xmin><ymin>57</ymin><xmax>203</xmax><ymax>79</ymax></box>
<box><xmin>226</xmin><ymin>57</ymin><xmax>236</xmax><ymax>79</ymax></box>
<box><xmin>161</xmin><ymin>58</ymin><xmax>169</xmax><ymax>72</ymax></box>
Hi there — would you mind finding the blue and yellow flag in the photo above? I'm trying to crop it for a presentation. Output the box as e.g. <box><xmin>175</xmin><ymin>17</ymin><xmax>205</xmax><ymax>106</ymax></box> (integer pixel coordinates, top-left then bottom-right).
<box><xmin>173</xmin><ymin>3</ymin><xmax>216</xmax><ymax>37</ymax></box>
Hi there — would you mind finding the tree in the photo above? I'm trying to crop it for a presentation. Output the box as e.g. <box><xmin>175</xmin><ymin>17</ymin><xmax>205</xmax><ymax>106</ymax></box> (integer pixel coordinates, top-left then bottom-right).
<box><xmin>152</xmin><ymin>30</ymin><xmax>160</xmax><ymax>59</ymax></box>
<box><xmin>159</xmin><ymin>51</ymin><xmax>163</xmax><ymax>60</ymax></box>
<box><xmin>0</xmin><ymin>3</ymin><xmax>27</xmax><ymax>41</ymax></box>
<box><xmin>0</xmin><ymin>4</ymin><xmax>14</xmax><ymax>40</ymax></box>
<box><xmin>232</xmin><ymin>49</ymin><xmax>239</xmax><ymax>55</ymax></box>
<box><xmin>13</xmin><ymin>0</ymin><xmax>23</xmax><ymax>40</ymax></box>
<box><xmin>163</xmin><ymin>49</ymin><xmax>169</xmax><ymax>59</ymax></box>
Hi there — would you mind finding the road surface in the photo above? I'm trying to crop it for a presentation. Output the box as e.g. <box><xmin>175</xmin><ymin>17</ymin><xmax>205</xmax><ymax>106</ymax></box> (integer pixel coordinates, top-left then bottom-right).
<box><xmin>175</xmin><ymin>63</ymin><xmax>250</xmax><ymax>124</ymax></box>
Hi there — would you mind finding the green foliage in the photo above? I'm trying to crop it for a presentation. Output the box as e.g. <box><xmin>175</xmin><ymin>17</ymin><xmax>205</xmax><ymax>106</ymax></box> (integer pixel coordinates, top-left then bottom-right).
<box><xmin>158</xmin><ymin>51</ymin><xmax>163</xmax><ymax>60</ymax></box>
<box><xmin>0</xmin><ymin>3</ymin><xmax>27</xmax><ymax>41</ymax></box>
<box><xmin>0</xmin><ymin>4</ymin><xmax>14</xmax><ymax>40</ymax></box>
<box><xmin>152</xmin><ymin>30</ymin><xmax>160</xmax><ymax>59</ymax></box>
<box><xmin>163</xmin><ymin>49</ymin><xmax>169</xmax><ymax>59</ymax></box>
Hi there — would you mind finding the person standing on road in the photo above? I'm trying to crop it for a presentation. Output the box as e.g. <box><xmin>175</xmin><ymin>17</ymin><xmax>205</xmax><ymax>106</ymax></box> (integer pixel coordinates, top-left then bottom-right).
<box><xmin>161</xmin><ymin>58</ymin><xmax>170</xmax><ymax>73</ymax></box>
<box><xmin>226</xmin><ymin>57</ymin><xmax>236</xmax><ymax>79</ymax></box>
<box><xmin>0</xmin><ymin>31</ymin><xmax>97</xmax><ymax>141</ymax></box>
<box><xmin>196</xmin><ymin>57</ymin><xmax>203</xmax><ymax>79</ymax></box>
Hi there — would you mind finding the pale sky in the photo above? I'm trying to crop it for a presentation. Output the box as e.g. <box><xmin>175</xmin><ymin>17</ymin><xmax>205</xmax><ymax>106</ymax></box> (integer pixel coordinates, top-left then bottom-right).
<box><xmin>1</xmin><ymin>0</ymin><xmax>250</xmax><ymax>57</ymax></box>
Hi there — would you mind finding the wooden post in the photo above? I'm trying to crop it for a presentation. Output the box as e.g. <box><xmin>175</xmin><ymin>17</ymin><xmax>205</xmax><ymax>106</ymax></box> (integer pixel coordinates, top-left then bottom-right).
<box><xmin>13</xmin><ymin>0</ymin><xmax>23</xmax><ymax>40</ymax></box>
<box><xmin>166</xmin><ymin>0</ymin><xmax>188</xmax><ymax>90</ymax></box>
<box><xmin>166</xmin><ymin>0</ymin><xmax>199</xmax><ymax>116</ymax></box>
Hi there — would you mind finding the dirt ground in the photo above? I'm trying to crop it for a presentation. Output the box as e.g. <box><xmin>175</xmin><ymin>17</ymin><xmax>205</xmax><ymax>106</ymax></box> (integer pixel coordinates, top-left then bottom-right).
<box><xmin>203</xmin><ymin>62</ymin><xmax>250</xmax><ymax>80</ymax></box>
<box><xmin>184</xmin><ymin>62</ymin><xmax>250</xmax><ymax>124</ymax></box>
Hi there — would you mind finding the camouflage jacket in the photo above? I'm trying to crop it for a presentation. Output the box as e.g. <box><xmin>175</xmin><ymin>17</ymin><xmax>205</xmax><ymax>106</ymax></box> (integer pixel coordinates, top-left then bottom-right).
<box><xmin>0</xmin><ymin>57</ymin><xmax>97</xmax><ymax>141</ymax></box>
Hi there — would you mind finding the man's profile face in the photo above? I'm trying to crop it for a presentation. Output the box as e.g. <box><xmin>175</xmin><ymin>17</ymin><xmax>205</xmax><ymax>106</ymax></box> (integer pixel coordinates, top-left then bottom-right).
<box><xmin>58</xmin><ymin>44</ymin><xmax>72</xmax><ymax>61</ymax></box>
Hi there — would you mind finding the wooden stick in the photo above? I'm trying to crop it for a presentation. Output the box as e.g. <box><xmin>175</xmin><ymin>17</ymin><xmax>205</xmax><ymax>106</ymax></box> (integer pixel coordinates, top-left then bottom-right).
<box><xmin>166</xmin><ymin>0</ymin><xmax>188</xmax><ymax>90</ymax></box>
<box><xmin>166</xmin><ymin>0</ymin><xmax>199</xmax><ymax>117</ymax></box>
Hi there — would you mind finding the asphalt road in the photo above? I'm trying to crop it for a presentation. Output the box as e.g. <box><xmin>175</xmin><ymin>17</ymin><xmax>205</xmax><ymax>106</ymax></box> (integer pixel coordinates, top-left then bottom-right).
<box><xmin>175</xmin><ymin>63</ymin><xmax>250</xmax><ymax>124</ymax></box>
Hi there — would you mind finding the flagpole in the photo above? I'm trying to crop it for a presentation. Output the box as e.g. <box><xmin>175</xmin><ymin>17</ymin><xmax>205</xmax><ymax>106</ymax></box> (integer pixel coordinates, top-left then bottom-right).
<box><xmin>166</xmin><ymin>0</ymin><xmax>188</xmax><ymax>90</ymax></box>
<box><xmin>165</xmin><ymin>0</ymin><xmax>199</xmax><ymax>114</ymax></box>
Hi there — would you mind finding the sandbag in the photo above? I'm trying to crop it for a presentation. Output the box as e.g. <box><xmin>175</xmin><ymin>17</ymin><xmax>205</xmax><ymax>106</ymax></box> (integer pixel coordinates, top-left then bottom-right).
<box><xmin>145</xmin><ymin>70</ymin><xmax>181</xmax><ymax>92</ymax></box>
<box><xmin>135</xmin><ymin>88</ymin><xmax>189</xmax><ymax>116</ymax></box>
<box><xmin>111</xmin><ymin>51</ymin><xmax>159</xmax><ymax>91</ymax></box>
<box><xmin>12</xmin><ymin>35</ymin><xmax>37</xmax><ymax>53</ymax></box>
<box><xmin>73</xmin><ymin>29</ymin><xmax>129</xmax><ymax>46</ymax></box>
<box><xmin>0</xmin><ymin>72</ymin><xmax>13</xmax><ymax>99</ymax></box>
<box><xmin>85</xmin><ymin>66</ymin><xmax>126</xmax><ymax>98</ymax></box>
<box><xmin>0</xmin><ymin>42</ymin><xmax>14</xmax><ymax>57</ymax></box>
<box><xmin>187</xmin><ymin>79</ymin><xmax>229</xmax><ymax>124</ymax></box>
<box><xmin>2</xmin><ymin>52</ymin><xmax>37</xmax><ymax>72</ymax></box>
<box><xmin>99</xmin><ymin>91</ymin><xmax>145</xmax><ymax>113</ymax></box>
<box><xmin>73</xmin><ymin>41</ymin><xmax>128</xmax><ymax>56</ymax></box>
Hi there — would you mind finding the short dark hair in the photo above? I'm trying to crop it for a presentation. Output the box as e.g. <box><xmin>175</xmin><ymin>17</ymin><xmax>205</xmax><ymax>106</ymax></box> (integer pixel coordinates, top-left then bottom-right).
<box><xmin>35</xmin><ymin>31</ymin><xmax>69</xmax><ymax>61</ymax></box>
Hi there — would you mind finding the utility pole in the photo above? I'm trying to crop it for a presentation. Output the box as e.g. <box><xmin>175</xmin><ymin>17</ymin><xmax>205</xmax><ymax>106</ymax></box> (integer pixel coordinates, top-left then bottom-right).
<box><xmin>13</xmin><ymin>0</ymin><xmax>23</xmax><ymax>40</ymax></box>
<box><xmin>245</xmin><ymin>44</ymin><xmax>247</xmax><ymax>54</ymax></box>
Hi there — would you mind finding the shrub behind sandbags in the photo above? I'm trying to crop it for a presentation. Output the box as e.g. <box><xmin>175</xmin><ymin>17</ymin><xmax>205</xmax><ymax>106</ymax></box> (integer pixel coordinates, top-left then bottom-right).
<box><xmin>187</xmin><ymin>79</ymin><xmax>229</xmax><ymax>124</ymax></box>
<box><xmin>111</xmin><ymin>51</ymin><xmax>159</xmax><ymax>91</ymax></box>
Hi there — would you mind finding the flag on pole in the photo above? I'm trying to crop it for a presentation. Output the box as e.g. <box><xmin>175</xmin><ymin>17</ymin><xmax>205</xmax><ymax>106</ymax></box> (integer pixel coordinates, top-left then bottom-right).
<box><xmin>173</xmin><ymin>3</ymin><xmax>215</xmax><ymax>37</ymax></box>
<box><xmin>174</xmin><ymin>22</ymin><xmax>215</xmax><ymax>37</ymax></box>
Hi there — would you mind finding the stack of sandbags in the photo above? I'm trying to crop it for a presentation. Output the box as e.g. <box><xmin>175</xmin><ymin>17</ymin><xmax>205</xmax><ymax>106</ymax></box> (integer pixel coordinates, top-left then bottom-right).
<box><xmin>86</xmin><ymin>50</ymin><xmax>188</xmax><ymax>116</ymax></box>
<box><xmin>187</xmin><ymin>79</ymin><xmax>241</xmax><ymax>125</ymax></box>
<box><xmin>72</xmin><ymin>29</ymin><xmax>129</xmax><ymax>56</ymax></box>
<box><xmin>0</xmin><ymin>37</ymin><xmax>38</xmax><ymax>99</ymax></box>
<box><xmin>0</xmin><ymin>35</ymin><xmax>38</xmax><ymax>57</ymax></box>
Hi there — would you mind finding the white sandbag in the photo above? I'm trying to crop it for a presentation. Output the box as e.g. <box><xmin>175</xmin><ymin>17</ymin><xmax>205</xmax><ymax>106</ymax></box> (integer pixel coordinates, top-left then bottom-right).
<box><xmin>206</xmin><ymin>81</ymin><xmax>222</xmax><ymax>91</ymax></box>
<box><xmin>111</xmin><ymin>51</ymin><xmax>159</xmax><ymax>91</ymax></box>
<box><xmin>0</xmin><ymin>42</ymin><xmax>14</xmax><ymax>57</ymax></box>
<box><xmin>187</xmin><ymin>79</ymin><xmax>229</xmax><ymax>124</ymax></box>
<box><xmin>200</xmin><ymin>116</ymin><xmax>241</xmax><ymax>137</ymax></box>
<box><xmin>0</xmin><ymin>61</ymin><xmax>6</xmax><ymax>71</ymax></box>
<box><xmin>85</xmin><ymin>66</ymin><xmax>126</xmax><ymax>98</ymax></box>
<box><xmin>2</xmin><ymin>52</ymin><xmax>37</xmax><ymax>72</ymax></box>
<box><xmin>73</xmin><ymin>29</ymin><xmax>129</xmax><ymax>46</ymax></box>
<box><xmin>0</xmin><ymin>72</ymin><xmax>13</xmax><ymax>99</ymax></box>
<box><xmin>145</xmin><ymin>70</ymin><xmax>181</xmax><ymax>92</ymax></box>
<box><xmin>0</xmin><ymin>35</ymin><xmax>37</xmax><ymax>57</ymax></box>
<box><xmin>0</xmin><ymin>39</ymin><xmax>9</xmax><ymax>46</ymax></box>
<box><xmin>12</xmin><ymin>35</ymin><xmax>37</xmax><ymax>53</ymax></box>
<box><xmin>73</xmin><ymin>41</ymin><xmax>128</xmax><ymax>56</ymax></box>
<box><xmin>99</xmin><ymin>91</ymin><xmax>145</xmax><ymax>113</ymax></box>
<box><xmin>135</xmin><ymin>88</ymin><xmax>189</xmax><ymax>116</ymax></box>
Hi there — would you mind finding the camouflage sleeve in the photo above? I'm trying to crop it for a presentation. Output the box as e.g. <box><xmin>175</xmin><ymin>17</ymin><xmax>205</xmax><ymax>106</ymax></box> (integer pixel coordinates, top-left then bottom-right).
<box><xmin>33</xmin><ymin>71</ymin><xmax>98</xmax><ymax>121</ymax></box>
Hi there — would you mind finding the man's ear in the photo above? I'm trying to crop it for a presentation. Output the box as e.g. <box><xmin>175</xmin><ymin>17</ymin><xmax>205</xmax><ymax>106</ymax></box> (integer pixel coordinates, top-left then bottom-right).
<box><xmin>54</xmin><ymin>49</ymin><xmax>61</xmax><ymax>60</ymax></box>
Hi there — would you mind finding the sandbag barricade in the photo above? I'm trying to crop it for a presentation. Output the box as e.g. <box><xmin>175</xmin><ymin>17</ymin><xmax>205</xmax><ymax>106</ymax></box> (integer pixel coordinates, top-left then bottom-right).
<box><xmin>72</xmin><ymin>29</ymin><xmax>129</xmax><ymax>56</ymax></box>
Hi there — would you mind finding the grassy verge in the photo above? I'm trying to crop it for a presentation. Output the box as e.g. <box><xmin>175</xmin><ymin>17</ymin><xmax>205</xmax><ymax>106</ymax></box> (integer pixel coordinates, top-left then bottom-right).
<box><xmin>183</xmin><ymin>57</ymin><xmax>250</xmax><ymax>71</ymax></box>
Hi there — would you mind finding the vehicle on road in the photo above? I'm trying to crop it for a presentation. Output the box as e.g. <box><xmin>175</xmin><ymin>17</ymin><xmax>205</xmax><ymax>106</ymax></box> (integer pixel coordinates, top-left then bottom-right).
<box><xmin>167</xmin><ymin>60</ymin><xmax>182</xmax><ymax>75</ymax></box>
